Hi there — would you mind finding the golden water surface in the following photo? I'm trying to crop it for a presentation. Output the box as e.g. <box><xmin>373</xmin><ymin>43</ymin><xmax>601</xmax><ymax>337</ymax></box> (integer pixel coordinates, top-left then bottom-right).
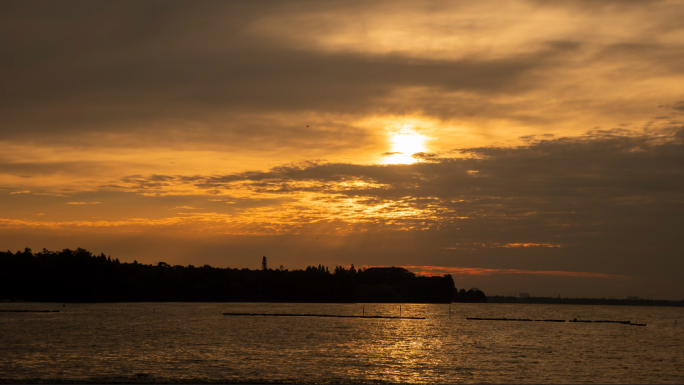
<box><xmin>1</xmin><ymin>302</ymin><xmax>683</xmax><ymax>383</ymax></box>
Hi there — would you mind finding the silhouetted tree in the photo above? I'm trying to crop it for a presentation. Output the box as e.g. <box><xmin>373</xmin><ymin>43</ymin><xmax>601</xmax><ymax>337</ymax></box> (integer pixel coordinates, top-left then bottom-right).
<box><xmin>453</xmin><ymin>287</ymin><xmax>487</xmax><ymax>303</ymax></box>
<box><xmin>0</xmin><ymin>248</ymin><xmax>468</xmax><ymax>304</ymax></box>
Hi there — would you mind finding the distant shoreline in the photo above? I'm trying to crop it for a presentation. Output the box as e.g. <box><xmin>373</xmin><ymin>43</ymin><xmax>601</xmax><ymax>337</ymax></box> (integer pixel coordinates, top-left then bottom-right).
<box><xmin>0</xmin><ymin>378</ymin><xmax>359</xmax><ymax>384</ymax></box>
<box><xmin>487</xmin><ymin>295</ymin><xmax>684</xmax><ymax>307</ymax></box>
<box><xmin>0</xmin><ymin>378</ymin><xmax>370</xmax><ymax>384</ymax></box>
<box><xmin>1</xmin><ymin>249</ymin><xmax>458</xmax><ymax>304</ymax></box>
<box><xmin>0</xmin><ymin>299</ymin><xmax>450</xmax><ymax>304</ymax></box>
<box><xmin>2</xmin><ymin>298</ymin><xmax>683</xmax><ymax>307</ymax></box>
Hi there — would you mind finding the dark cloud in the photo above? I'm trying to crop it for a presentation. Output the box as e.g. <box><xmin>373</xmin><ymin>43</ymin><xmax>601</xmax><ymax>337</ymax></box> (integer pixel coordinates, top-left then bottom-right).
<box><xmin>671</xmin><ymin>101</ymin><xmax>684</xmax><ymax>112</ymax></box>
<box><xmin>594</xmin><ymin>43</ymin><xmax>684</xmax><ymax>76</ymax></box>
<box><xmin>528</xmin><ymin>0</ymin><xmax>666</xmax><ymax>6</ymax></box>
<box><xmin>0</xmin><ymin>46</ymin><xmax>557</xmax><ymax>132</ymax></box>
<box><xmin>0</xmin><ymin>160</ymin><xmax>118</xmax><ymax>178</ymax></box>
<box><xmin>118</xmin><ymin>129</ymin><xmax>684</xmax><ymax>243</ymax></box>
<box><xmin>0</xmin><ymin>0</ymin><xmax>581</xmax><ymax>145</ymax></box>
<box><xmin>182</xmin><ymin>128</ymin><xmax>683</xmax><ymax>197</ymax></box>
<box><xmin>1</xmin><ymin>0</ymin><xmax>682</xmax><ymax>153</ymax></box>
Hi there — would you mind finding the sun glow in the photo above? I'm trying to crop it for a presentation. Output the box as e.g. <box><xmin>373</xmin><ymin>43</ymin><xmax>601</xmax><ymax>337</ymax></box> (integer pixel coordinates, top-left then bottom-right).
<box><xmin>383</xmin><ymin>128</ymin><xmax>428</xmax><ymax>164</ymax></box>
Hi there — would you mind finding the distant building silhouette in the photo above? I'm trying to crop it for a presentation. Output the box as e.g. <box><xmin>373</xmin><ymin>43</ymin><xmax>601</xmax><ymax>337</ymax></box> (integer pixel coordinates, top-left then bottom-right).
<box><xmin>364</xmin><ymin>267</ymin><xmax>415</xmax><ymax>277</ymax></box>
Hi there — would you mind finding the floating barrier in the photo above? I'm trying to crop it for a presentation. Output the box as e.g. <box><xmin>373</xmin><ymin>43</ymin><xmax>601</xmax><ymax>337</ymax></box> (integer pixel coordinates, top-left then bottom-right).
<box><xmin>467</xmin><ymin>317</ymin><xmax>642</xmax><ymax>325</ymax></box>
<box><xmin>467</xmin><ymin>317</ymin><xmax>552</xmax><ymax>322</ymax></box>
<box><xmin>0</xmin><ymin>310</ymin><xmax>59</xmax><ymax>313</ymax></box>
<box><xmin>222</xmin><ymin>312</ymin><xmax>424</xmax><ymax>319</ymax></box>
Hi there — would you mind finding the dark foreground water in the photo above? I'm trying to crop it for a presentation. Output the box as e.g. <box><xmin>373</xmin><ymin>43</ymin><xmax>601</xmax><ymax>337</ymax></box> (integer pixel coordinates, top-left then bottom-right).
<box><xmin>1</xmin><ymin>302</ymin><xmax>683</xmax><ymax>384</ymax></box>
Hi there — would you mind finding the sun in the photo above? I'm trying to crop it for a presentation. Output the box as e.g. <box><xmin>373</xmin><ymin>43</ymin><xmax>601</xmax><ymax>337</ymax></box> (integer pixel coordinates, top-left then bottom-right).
<box><xmin>383</xmin><ymin>128</ymin><xmax>428</xmax><ymax>164</ymax></box>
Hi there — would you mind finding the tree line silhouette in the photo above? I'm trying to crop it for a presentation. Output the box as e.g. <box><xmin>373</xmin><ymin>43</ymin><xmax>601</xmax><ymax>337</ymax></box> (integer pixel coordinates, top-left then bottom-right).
<box><xmin>0</xmin><ymin>248</ymin><xmax>486</xmax><ymax>303</ymax></box>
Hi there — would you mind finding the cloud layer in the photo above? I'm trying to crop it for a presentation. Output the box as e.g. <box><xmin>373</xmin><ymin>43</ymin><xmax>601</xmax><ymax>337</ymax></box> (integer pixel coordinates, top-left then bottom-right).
<box><xmin>2</xmin><ymin>0</ymin><xmax>684</xmax><ymax>151</ymax></box>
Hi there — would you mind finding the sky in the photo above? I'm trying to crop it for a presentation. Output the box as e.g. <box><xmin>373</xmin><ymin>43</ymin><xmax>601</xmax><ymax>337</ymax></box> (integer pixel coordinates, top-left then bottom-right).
<box><xmin>1</xmin><ymin>0</ymin><xmax>683</xmax><ymax>299</ymax></box>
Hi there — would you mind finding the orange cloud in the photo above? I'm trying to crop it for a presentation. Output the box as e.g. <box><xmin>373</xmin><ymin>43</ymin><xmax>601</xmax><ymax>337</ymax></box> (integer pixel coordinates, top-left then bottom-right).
<box><xmin>446</xmin><ymin>242</ymin><xmax>562</xmax><ymax>249</ymax></box>
<box><xmin>497</xmin><ymin>243</ymin><xmax>560</xmax><ymax>248</ymax></box>
<box><xmin>403</xmin><ymin>265</ymin><xmax>628</xmax><ymax>279</ymax></box>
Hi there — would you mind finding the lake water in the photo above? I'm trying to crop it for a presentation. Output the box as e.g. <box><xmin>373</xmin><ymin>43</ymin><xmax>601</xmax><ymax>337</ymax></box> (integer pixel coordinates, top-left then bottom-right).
<box><xmin>1</xmin><ymin>302</ymin><xmax>683</xmax><ymax>383</ymax></box>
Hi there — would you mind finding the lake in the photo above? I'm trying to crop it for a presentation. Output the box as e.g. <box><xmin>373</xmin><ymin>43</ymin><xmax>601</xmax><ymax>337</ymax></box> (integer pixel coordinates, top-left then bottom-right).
<box><xmin>1</xmin><ymin>302</ymin><xmax>682</xmax><ymax>383</ymax></box>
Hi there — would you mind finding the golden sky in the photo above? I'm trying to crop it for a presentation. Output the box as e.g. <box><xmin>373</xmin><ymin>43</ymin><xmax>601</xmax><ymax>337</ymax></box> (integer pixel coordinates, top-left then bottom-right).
<box><xmin>1</xmin><ymin>0</ymin><xmax>684</xmax><ymax>298</ymax></box>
